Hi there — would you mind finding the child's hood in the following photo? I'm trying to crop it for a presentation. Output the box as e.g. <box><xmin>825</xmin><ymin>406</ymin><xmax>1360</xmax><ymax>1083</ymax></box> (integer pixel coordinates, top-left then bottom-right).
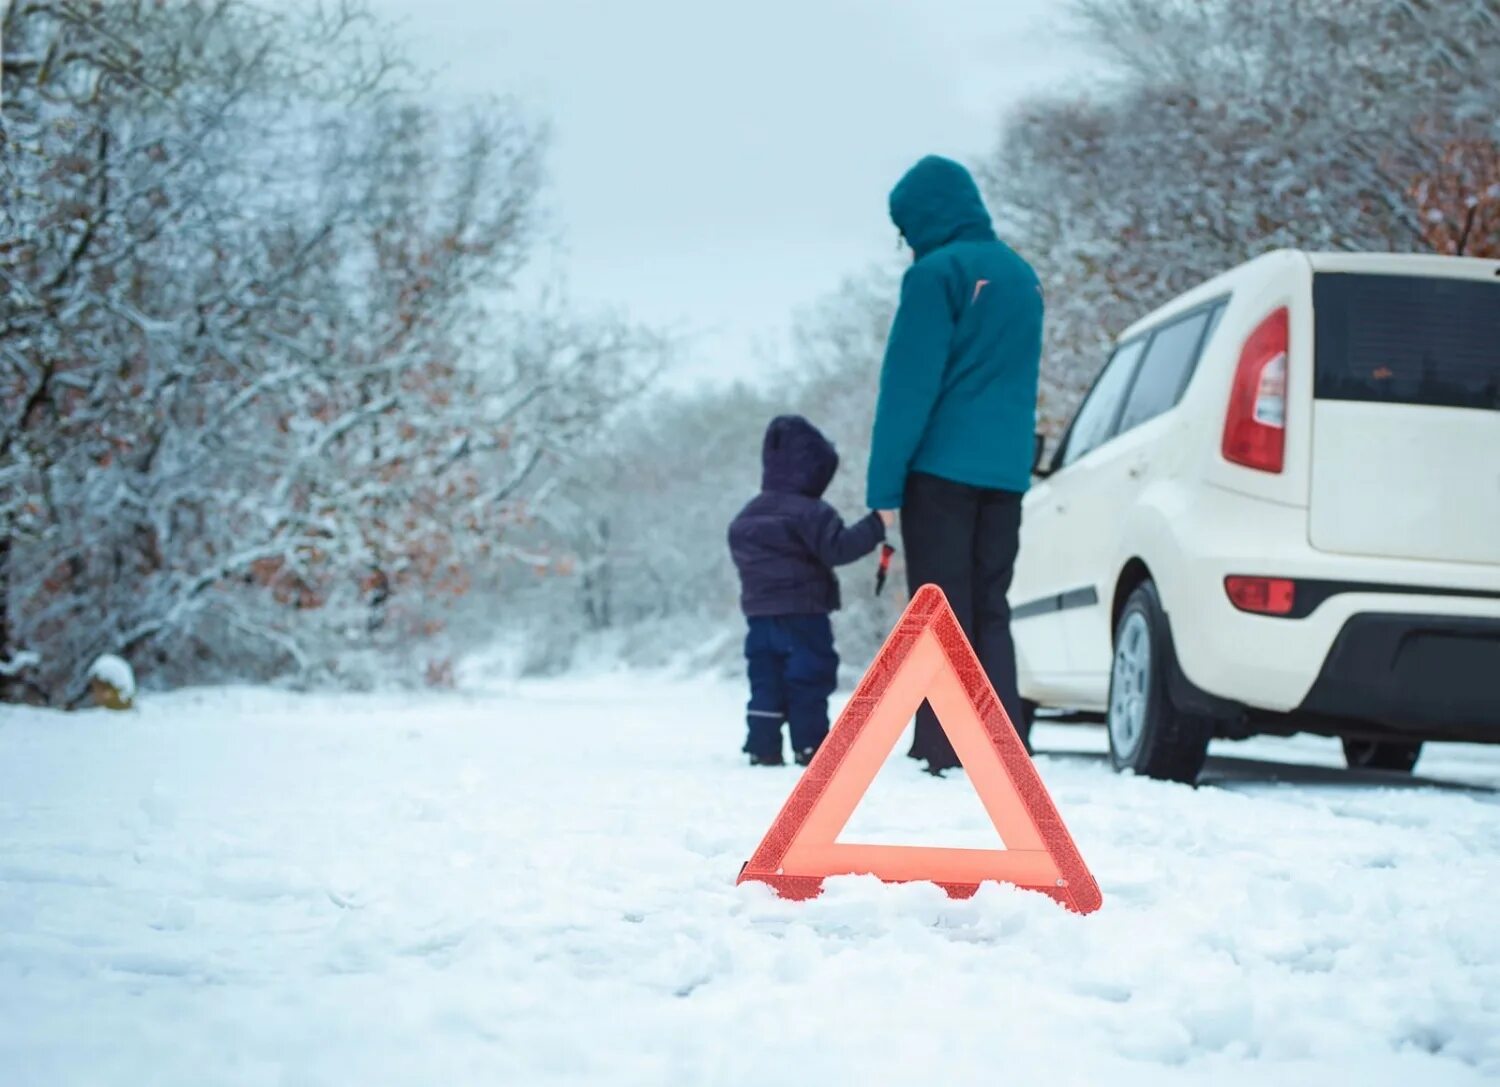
<box><xmin>761</xmin><ymin>415</ymin><xmax>838</xmax><ymax>498</ymax></box>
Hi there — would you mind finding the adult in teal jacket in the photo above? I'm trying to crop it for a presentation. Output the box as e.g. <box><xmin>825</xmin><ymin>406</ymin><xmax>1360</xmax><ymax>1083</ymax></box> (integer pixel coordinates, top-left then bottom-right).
<box><xmin>867</xmin><ymin>155</ymin><xmax>1043</xmax><ymax>772</ymax></box>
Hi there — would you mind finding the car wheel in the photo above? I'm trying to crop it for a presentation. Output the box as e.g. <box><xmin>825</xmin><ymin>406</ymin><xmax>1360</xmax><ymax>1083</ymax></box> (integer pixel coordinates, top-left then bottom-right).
<box><xmin>1341</xmin><ymin>738</ymin><xmax>1421</xmax><ymax>773</ymax></box>
<box><xmin>1108</xmin><ymin>581</ymin><xmax>1212</xmax><ymax>784</ymax></box>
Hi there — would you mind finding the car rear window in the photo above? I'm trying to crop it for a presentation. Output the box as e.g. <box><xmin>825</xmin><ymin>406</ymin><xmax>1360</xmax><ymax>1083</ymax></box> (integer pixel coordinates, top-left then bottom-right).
<box><xmin>1314</xmin><ymin>273</ymin><xmax>1500</xmax><ymax>411</ymax></box>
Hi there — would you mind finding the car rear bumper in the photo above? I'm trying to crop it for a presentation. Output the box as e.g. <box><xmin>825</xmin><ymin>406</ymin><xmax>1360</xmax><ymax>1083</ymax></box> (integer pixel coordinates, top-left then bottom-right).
<box><xmin>1157</xmin><ymin>486</ymin><xmax>1500</xmax><ymax>716</ymax></box>
<box><xmin>1175</xmin><ymin>576</ymin><xmax>1500</xmax><ymax>718</ymax></box>
<box><xmin>1296</xmin><ymin>614</ymin><xmax>1500</xmax><ymax>741</ymax></box>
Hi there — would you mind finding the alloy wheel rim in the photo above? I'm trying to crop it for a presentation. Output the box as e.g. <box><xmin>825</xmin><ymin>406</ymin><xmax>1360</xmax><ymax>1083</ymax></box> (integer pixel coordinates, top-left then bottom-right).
<box><xmin>1110</xmin><ymin>611</ymin><xmax>1152</xmax><ymax>760</ymax></box>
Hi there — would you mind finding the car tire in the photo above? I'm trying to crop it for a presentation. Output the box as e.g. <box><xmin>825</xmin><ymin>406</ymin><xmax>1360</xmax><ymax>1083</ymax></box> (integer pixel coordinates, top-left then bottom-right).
<box><xmin>1341</xmin><ymin>738</ymin><xmax>1421</xmax><ymax>773</ymax></box>
<box><xmin>1107</xmin><ymin>581</ymin><xmax>1213</xmax><ymax>784</ymax></box>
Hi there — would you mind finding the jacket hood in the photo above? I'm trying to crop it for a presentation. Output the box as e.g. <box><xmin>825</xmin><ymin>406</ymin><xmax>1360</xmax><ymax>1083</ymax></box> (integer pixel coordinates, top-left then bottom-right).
<box><xmin>889</xmin><ymin>155</ymin><xmax>996</xmax><ymax>259</ymax></box>
<box><xmin>761</xmin><ymin>415</ymin><xmax>838</xmax><ymax>498</ymax></box>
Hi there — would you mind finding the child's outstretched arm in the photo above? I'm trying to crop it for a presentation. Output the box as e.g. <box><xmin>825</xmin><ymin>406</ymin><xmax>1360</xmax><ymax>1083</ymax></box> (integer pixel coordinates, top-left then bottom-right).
<box><xmin>803</xmin><ymin>505</ymin><xmax>887</xmax><ymax>568</ymax></box>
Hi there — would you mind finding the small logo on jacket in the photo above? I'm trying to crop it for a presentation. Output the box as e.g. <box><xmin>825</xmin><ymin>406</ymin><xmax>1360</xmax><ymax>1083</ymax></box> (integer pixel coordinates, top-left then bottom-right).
<box><xmin>971</xmin><ymin>279</ymin><xmax>989</xmax><ymax>304</ymax></box>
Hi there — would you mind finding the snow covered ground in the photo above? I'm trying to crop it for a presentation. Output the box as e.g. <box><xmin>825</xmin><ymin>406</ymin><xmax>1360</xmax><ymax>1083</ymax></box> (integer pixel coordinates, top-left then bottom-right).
<box><xmin>1</xmin><ymin>673</ymin><xmax>1497</xmax><ymax>1086</ymax></box>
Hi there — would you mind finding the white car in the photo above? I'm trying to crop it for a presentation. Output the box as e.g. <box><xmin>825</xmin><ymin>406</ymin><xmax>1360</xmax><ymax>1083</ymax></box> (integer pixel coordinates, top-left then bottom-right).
<box><xmin>1013</xmin><ymin>249</ymin><xmax>1500</xmax><ymax>782</ymax></box>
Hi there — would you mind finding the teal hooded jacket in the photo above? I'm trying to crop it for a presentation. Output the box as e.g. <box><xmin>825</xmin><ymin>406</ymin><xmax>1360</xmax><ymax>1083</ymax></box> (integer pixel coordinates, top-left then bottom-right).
<box><xmin>866</xmin><ymin>156</ymin><xmax>1043</xmax><ymax>509</ymax></box>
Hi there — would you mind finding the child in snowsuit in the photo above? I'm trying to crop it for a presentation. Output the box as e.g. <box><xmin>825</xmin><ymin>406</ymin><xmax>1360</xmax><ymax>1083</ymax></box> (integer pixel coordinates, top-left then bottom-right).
<box><xmin>727</xmin><ymin>416</ymin><xmax>888</xmax><ymax>766</ymax></box>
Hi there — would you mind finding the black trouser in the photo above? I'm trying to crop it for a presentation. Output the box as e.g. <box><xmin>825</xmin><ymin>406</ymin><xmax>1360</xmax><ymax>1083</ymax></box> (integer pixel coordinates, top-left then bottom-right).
<box><xmin>902</xmin><ymin>471</ymin><xmax>1025</xmax><ymax>769</ymax></box>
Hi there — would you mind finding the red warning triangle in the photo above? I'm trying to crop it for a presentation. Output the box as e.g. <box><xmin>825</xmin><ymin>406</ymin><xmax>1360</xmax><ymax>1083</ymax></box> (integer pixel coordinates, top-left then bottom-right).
<box><xmin>738</xmin><ymin>584</ymin><xmax>1103</xmax><ymax>914</ymax></box>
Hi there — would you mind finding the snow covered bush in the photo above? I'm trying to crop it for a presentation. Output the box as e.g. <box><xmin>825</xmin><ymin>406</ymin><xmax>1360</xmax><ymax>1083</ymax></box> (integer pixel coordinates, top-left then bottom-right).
<box><xmin>87</xmin><ymin>653</ymin><xmax>135</xmax><ymax>710</ymax></box>
<box><xmin>0</xmin><ymin>1</ymin><xmax>662</xmax><ymax>705</ymax></box>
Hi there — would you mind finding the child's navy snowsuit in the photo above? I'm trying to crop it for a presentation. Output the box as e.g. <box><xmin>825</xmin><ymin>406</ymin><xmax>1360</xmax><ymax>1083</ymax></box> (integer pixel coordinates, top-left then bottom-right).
<box><xmin>728</xmin><ymin>416</ymin><xmax>886</xmax><ymax>762</ymax></box>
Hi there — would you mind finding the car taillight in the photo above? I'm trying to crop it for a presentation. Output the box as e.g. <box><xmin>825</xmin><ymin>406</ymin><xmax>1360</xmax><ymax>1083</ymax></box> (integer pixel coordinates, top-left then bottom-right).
<box><xmin>1225</xmin><ymin>576</ymin><xmax>1296</xmax><ymax>616</ymax></box>
<box><xmin>1222</xmin><ymin>307</ymin><xmax>1288</xmax><ymax>473</ymax></box>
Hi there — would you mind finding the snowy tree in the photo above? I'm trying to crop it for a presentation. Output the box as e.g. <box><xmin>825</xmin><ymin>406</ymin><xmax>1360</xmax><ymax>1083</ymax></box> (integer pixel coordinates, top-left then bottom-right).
<box><xmin>982</xmin><ymin>0</ymin><xmax>1500</xmax><ymax>438</ymax></box>
<box><xmin>1</xmin><ymin>0</ymin><xmax>662</xmax><ymax>704</ymax></box>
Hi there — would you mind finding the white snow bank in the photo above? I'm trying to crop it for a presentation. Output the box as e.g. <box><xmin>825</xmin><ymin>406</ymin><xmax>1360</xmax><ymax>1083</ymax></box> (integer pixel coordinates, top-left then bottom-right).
<box><xmin>0</xmin><ymin>677</ymin><xmax>1496</xmax><ymax>1085</ymax></box>
<box><xmin>86</xmin><ymin>653</ymin><xmax>136</xmax><ymax>699</ymax></box>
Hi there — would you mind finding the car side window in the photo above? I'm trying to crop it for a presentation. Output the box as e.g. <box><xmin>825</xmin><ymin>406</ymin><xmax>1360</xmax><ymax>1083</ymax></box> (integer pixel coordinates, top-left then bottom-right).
<box><xmin>1061</xmin><ymin>339</ymin><xmax>1147</xmax><ymax>468</ymax></box>
<box><xmin>1115</xmin><ymin>307</ymin><xmax>1215</xmax><ymax>435</ymax></box>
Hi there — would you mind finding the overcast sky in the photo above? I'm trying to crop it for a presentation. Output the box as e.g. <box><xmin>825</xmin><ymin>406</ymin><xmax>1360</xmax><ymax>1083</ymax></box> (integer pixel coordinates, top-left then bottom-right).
<box><xmin>363</xmin><ymin>0</ymin><xmax>1092</xmax><ymax>385</ymax></box>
